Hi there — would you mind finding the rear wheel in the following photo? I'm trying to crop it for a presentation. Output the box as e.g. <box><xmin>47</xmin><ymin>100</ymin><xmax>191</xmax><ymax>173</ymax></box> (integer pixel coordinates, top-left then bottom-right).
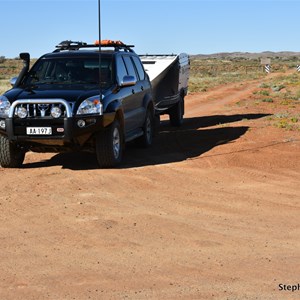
<box><xmin>0</xmin><ymin>135</ymin><xmax>25</xmax><ymax>168</ymax></box>
<box><xmin>169</xmin><ymin>97</ymin><xmax>184</xmax><ymax>126</ymax></box>
<box><xmin>96</xmin><ymin>119</ymin><xmax>123</xmax><ymax>168</ymax></box>
<box><xmin>136</xmin><ymin>108</ymin><xmax>154</xmax><ymax>147</ymax></box>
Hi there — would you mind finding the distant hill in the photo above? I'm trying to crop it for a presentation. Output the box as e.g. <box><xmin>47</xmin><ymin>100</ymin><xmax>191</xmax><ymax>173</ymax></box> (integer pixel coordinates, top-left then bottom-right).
<box><xmin>191</xmin><ymin>51</ymin><xmax>300</xmax><ymax>60</ymax></box>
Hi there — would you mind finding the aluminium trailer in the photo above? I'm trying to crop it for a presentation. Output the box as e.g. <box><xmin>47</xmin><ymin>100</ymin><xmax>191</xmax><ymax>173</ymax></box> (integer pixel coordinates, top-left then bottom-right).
<box><xmin>140</xmin><ymin>53</ymin><xmax>189</xmax><ymax>126</ymax></box>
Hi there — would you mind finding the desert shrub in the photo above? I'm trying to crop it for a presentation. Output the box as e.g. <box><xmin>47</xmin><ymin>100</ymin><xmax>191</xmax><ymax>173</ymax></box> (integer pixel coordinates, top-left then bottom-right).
<box><xmin>271</xmin><ymin>84</ymin><xmax>285</xmax><ymax>92</ymax></box>
<box><xmin>255</xmin><ymin>90</ymin><xmax>270</xmax><ymax>96</ymax></box>
<box><xmin>291</xmin><ymin>117</ymin><xmax>299</xmax><ymax>123</ymax></box>
<box><xmin>259</xmin><ymin>83</ymin><xmax>270</xmax><ymax>88</ymax></box>
<box><xmin>262</xmin><ymin>98</ymin><xmax>274</xmax><ymax>103</ymax></box>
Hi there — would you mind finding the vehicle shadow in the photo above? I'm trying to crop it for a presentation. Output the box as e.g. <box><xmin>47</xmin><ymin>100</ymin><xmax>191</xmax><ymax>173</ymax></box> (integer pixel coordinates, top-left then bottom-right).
<box><xmin>22</xmin><ymin>113</ymin><xmax>269</xmax><ymax>170</ymax></box>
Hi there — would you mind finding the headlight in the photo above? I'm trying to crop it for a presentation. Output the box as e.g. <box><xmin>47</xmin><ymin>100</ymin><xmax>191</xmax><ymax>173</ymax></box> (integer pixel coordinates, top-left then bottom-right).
<box><xmin>0</xmin><ymin>95</ymin><xmax>11</xmax><ymax>118</ymax></box>
<box><xmin>50</xmin><ymin>106</ymin><xmax>62</xmax><ymax>118</ymax></box>
<box><xmin>17</xmin><ymin>106</ymin><xmax>28</xmax><ymax>119</ymax></box>
<box><xmin>76</xmin><ymin>95</ymin><xmax>103</xmax><ymax>115</ymax></box>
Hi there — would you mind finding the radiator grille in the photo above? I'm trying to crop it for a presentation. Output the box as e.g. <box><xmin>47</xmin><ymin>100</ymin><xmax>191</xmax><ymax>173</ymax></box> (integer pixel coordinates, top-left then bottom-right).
<box><xmin>12</xmin><ymin>101</ymin><xmax>74</xmax><ymax>119</ymax></box>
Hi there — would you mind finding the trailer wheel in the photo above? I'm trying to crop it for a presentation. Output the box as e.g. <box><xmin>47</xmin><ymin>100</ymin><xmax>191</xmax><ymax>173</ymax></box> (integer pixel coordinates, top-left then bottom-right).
<box><xmin>169</xmin><ymin>97</ymin><xmax>184</xmax><ymax>126</ymax></box>
<box><xmin>0</xmin><ymin>135</ymin><xmax>25</xmax><ymax>168</ymax></box>
<box><xmin>95</xmin><ymin>119</ymin><xmax>123</xmax><ymax>168</ymax></box>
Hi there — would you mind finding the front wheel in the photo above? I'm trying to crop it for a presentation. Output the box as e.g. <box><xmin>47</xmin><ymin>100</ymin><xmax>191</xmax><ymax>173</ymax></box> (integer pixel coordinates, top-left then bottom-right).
<box><xmin>0</xmin><ymin>135</ymin><xmax>25</xmax><ymax>168</ymax></box>
<box><xmin>95</xmin><ymin>119</ymin><xmax>124</xmax><ymax>168</ymax></box>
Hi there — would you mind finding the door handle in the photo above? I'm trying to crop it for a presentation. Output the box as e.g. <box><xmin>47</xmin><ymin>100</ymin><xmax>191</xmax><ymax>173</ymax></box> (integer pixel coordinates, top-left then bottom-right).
<box><xmin>141</xmin><ymin>86</ymin><xmax>144</xmax><ymax>91</ymax></box>
<box><xmin>132</xmin><ymin>89</ymin><xmax>135</xmax><ymax>94</ymax></box>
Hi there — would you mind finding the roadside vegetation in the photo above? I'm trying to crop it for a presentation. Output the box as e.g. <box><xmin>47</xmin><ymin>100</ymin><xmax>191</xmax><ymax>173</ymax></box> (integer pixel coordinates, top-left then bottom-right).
<box><xmin>189</xmin><ymin>57</ymin><xmax>265</xmax><ymax>92</ymax></box>
<box><xmin>188</xmin><ymin>55</ymin><xmax>300</xmax><ymax>131</ymax></box>
<box><xmin>0</xmin><ymin>58</ymin><xmax>23</xmax><ymax>94</ymax></box>
<box><xmin>237</xmin><ymin>72</ymin><xmax>300</xmax><ymax>131</ymax></box>
<box><xmin>189</xmin><ymin>56</ymin><xmax>298</xmax><ymax>93</ymax></box>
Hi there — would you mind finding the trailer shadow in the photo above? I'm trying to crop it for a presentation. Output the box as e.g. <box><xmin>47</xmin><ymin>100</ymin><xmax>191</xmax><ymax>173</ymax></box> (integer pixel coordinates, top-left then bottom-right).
<box><xmin>120</xmin><ymin>113</ymin><xmax>269</xmax><ymax>168</ymax></box>
<box><xmin>22</xmin><ymin>113</ymin><xmax>269</xmax><ymax>170</ymax></box>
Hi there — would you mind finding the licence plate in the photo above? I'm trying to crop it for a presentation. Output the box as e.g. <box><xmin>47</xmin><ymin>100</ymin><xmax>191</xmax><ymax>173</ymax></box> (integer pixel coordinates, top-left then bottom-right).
<box><xmin>26</xmin><ymin>127</ymin><xmax>52</xmax><ymax>135</ymax></box>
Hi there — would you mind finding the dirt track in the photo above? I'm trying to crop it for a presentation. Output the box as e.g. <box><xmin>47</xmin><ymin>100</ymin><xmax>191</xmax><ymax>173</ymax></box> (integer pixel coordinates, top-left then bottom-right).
<box><xmin>0</xmin><ymin>74</ymin><xmax>300</xmax><ymax>300</ymax></box>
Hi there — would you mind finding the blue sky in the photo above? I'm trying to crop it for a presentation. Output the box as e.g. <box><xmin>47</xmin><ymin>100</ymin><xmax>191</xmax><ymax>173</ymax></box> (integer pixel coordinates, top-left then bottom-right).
<box><xmin>0</xmin><ymin>0</ymin><xmax>299</xmax><ymax>58</ymax></box>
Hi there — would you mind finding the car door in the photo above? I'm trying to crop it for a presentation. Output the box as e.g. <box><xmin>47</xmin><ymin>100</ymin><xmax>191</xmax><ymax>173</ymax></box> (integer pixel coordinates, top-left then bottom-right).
<box><xmin>115</xmin><ymin>55</ymin><xmax>136</xmax><ymax>133</ymax></box>
<box><xmin>122</xmin><ymin>55</ymin><xmax>146</xmax><ymax>130</ymax></box>
<box><xmin>131</xmin><ymin>55</ymin><xmax>150</xmax><ymax>126</ymax></box>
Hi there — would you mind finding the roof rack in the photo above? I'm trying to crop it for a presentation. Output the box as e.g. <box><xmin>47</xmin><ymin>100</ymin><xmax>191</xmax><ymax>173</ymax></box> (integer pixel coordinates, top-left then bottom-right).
<box><xmin>53</xmin><ymin>40</ymin><xmax>135</xmax><ymax>53</ymax></box>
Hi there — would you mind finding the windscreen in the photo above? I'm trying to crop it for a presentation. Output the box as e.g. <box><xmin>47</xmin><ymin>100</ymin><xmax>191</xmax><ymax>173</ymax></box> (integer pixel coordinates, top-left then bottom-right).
<box><xmin>24</xmin><ymin>56</ymin><xmax>114</xmax><ymax>89</ymax></box>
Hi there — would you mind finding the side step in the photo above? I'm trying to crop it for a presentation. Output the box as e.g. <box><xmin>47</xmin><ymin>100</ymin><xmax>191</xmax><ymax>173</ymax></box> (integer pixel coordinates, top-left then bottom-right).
<box><xmin>125</xmin><ymin>128</ymin><xmax>144</xmax><ymax>143</ymax></box>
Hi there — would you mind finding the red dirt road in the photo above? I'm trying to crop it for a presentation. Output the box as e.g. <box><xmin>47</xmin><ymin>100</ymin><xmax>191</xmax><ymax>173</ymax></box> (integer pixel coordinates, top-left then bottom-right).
<box><xmin>0</xmin><ymin>74</ymin><xmax>299</xmax><ymax>300</ymax></box>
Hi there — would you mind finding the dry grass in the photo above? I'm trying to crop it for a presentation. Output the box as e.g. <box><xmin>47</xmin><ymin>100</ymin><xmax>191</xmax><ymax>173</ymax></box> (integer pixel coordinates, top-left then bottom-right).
<box><xmin>237</xmin><ymin>72</ymin><xmax>300</xmax><ymax>131</ymax></box>
<box><xmin>0</xmin><ymin>59</ymin><xmax>23</xmax><ymax>94</ymax></box>
<box><xmin>0</xmin><ymin>79</ymin><xmax>12</xmax><ymax>95</ymax></box>
<box><xmin>188</xmin><ymin>57</ymin><xmax>298</xmax><ymax>93</ymax></box>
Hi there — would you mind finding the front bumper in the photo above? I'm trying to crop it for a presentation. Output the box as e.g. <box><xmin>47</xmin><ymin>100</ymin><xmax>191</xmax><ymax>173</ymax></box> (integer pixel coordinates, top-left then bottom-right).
<box><xmin>4</xmin><ymin>114</ymin><xmax>114</xmax><ymax>144</ymax></box>
<box><xmin>0</xmin><ymin>98</ymin><xmax>115</xmax><ymax>148</ymax></box>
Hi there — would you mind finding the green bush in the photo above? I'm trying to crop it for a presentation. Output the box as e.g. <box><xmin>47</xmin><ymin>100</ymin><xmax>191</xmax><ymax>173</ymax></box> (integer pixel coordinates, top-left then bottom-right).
<box><xmin>262</xmin><ymin>98</ymin><xmax>274</xmax><ymax>103</ymax></box>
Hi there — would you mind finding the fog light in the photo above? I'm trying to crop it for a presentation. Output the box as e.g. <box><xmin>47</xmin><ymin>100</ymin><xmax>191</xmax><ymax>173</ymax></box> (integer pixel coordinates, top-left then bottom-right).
<box><xmin>17</xmin><ymin>107</ymin><xmax>28</xmax><ymax>119</ymax></box>
<box><xmin>50</xmin><ymin>106</ymin><xmax>62</xmax><ymax>118</ymax></box>
<box><xmin>77</xmin><ymin>119</ymin><xmax>86</xmax><ymax>128</ymax></box>
<box><xmin>0</xmin><ymin>120</ymin><xmax>5</xmax><ymax>129</ymax></box>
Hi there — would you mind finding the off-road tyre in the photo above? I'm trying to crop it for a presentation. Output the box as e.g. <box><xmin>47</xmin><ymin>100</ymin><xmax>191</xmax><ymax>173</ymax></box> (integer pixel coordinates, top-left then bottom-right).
<box><xmin>96</xmin><ymin>119</ymin><xmax>123</xmax><ymax>168</ymax></box>
<box><xmin>136</xmin><ymin>108</ymin><xmax>154</xmax><ymax>148</ymax></box>
<box><xmin>169</xmin><ymin>97</ymin><xmax>184</xmax><ymax>127</ymax></box>
<box><xmin>0</xmin><ymin>135</ymin><xmax>25</xmax><ymax>168</ymax></box>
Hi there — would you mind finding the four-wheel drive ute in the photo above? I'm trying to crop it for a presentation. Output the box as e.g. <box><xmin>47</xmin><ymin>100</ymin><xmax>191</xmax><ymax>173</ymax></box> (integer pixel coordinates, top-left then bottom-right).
<box><xmin>0</xmin><ymin>40</ymin><xmax>155</xmax><ymax>168</ymax></box>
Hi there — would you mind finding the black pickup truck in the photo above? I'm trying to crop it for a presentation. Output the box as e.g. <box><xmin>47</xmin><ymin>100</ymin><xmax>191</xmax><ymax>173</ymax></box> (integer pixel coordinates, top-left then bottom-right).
<box><xmin>0</xmin><ymin>41</ymin><xmax>155</xmax><ymax>168</ymax></box>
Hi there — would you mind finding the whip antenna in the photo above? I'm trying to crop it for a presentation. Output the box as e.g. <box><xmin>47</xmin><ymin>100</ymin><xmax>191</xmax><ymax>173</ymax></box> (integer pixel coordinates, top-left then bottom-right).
<box><xmin>98</xmin><ymin>0</ymin><xmax>102</xmax><ymax>98</ymax></box>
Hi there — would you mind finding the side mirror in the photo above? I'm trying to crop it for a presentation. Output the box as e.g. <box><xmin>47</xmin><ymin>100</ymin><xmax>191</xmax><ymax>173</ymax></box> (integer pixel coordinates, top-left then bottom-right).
<box><xmin>20</xmin><ymin>52</ymin><xmax>30</xmax><ymax>62</ymax></box>
<box><xmin>120</xmin><ymin>75</ymin><xmax>136</xmax><ymax>87</ymax></box>
<box><xmin>10</xmin><ymin>77</ymin><xmax>18</xmax><ymax>87</ymax></box>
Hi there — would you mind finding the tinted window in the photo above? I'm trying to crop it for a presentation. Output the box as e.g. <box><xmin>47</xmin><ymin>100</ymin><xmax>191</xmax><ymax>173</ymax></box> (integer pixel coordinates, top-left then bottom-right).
<box><xmin>25</xmin><ymin>57</ymin><xmax>113</xmax><ymax>89</ymax></box>
<box><xmin>116</xmin><ymin>56</ymin><xmax>128</xmax><ymax>84</ymax></box>
<box><xmin>132</xmin><ymin>56</ymin><xmax>145</xmax><ymax>80</ymax></box>
<box><xmin>123</xmin><ymin>56</ymin><xmax>137</xmax><ymax>78</ymax></box>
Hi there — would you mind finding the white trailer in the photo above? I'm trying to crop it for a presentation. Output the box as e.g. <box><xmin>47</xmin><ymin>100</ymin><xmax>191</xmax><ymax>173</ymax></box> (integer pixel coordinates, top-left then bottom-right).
<box><xmin>140</xmin><ymin>53</ymin><xmax>189</xmax><ymax>126</ymax></box>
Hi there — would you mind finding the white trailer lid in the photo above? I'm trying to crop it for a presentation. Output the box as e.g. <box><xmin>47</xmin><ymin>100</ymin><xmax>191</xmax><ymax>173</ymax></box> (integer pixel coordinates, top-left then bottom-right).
<box><xmin>139</xmin><ymin>55</ymin><xmax>178</xmax><ymax>81</ymax></box>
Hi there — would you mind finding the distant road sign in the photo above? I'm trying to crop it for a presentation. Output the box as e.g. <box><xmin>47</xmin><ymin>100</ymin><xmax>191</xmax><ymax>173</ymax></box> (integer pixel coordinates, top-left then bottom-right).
<box><xmin>261</xmin><ymin>58</ymin><xmax>271</xmax><ymax>65</ymax></box>
<box><xmin>297</xmin><ymin>65</ymin><xmax>300</xmax><ymax>72</ymax></box>
<box><xmin>265</xmin><ymin>64</ymin><xmax>271</xmax><ymax>73</ymax></box>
